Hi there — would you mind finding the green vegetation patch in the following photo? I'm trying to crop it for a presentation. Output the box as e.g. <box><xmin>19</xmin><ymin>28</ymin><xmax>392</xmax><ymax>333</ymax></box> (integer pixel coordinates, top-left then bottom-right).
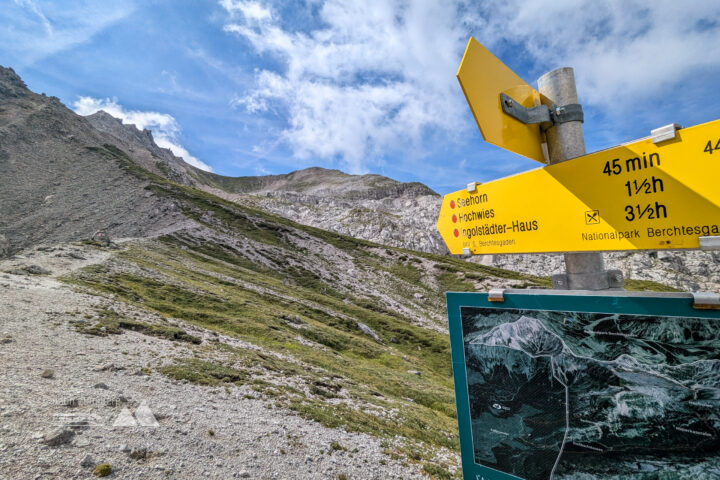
<box><xmin>75</xmin><ymin>308</ymin><xmax>201</xmax><ymax>344</ymax></box>
<box><xmin>387</xmin><ymin>261</ymin><xmax>424</xmax><ymax>286</ymax></box>
<box><xmin>160</xmin><ymin>358</ymin><xmax>248</xmax><ymax>385</ymax></box>
<box><xmin>431</xmin><ymin>258</ymin><xmax>552</xmax><ymax>288</ymax></box>
<box><xmin>422</xmin><ymin>463</ymin><xmax>456</xmax><ymax>480</ymax></box>
<box><xmin>624</xmin><ymin>278</ymin><xmax>683</xmax><ymax>292</ymax></box>
<box><xmin>92</xmin><ymin>463</ymin><xmax>112</xmax><ymax>477</ymax></box>
<box><xmin>436</xmin><ymin>271</ymin><xmax>475</xmax><ymax>293</ymax></box>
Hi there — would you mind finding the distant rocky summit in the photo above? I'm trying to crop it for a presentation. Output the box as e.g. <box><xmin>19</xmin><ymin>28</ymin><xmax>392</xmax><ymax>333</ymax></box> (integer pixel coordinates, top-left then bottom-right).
<box><xmin>193</xmin><ymin>167</ymin><xmax>446</xmax><ymax>254</ymax></box>
<box><xmin>84</xmin><ymin>110</ymin><xmax>197</xmax><ymax>186</ymax></box>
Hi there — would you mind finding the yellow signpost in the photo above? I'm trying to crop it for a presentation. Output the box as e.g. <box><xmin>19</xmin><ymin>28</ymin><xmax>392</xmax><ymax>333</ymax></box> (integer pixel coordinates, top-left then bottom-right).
<box><xmin>457</xmin><ymin>37</ymin><xmax>547</xmax><ymax>163</ymax></box>
<box><xmin>437</xmin><ymin>119</ymin><xmax>720</xmax><ymax>254</ymax></box>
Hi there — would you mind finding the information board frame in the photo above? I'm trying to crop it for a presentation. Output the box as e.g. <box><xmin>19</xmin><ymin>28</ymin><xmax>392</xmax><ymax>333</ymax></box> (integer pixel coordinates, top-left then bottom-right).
<box><xmin>447</xmin><ymin>290</ymin><xmax>720</xmax><ymax>480</ymax></box>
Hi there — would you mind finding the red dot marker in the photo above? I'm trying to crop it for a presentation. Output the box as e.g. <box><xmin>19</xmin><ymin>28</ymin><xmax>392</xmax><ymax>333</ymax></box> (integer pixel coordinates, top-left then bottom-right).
<box><xmin>453</xmin><ymin>229</ymin><xmax>459</xmax><ymax>238</ymax></box>
<box><xmin>452</xmin><ymin>214</ymin><xmax>457</xmax><ymax>223</ymax></box>
<box><xmin>450</xmin><ymin>200</ymin><xmax>455</xmax><ymax>209</ymax></box>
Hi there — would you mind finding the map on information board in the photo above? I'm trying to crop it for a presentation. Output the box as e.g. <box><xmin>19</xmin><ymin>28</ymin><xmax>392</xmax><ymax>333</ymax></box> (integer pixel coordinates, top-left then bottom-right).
<box><xmin>447</xmin><ymin>292</ymin><xmax>720</xmax><ymax>480</ymax></box>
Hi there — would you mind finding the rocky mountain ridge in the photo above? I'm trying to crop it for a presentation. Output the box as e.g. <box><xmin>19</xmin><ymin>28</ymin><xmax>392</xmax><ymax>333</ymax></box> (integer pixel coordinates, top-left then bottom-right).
<box><xmin>84</xmin><ymin>110</ymin><xmax>197</xmax><ymax>187</ymax></box>
<box><xmin>200</xmin><ymin>170</ymin><xmax>446</xmax><ymax>254</ymax></box>
<box><xmin>3</xmin><ymin>63</ymin><xmax>716</xmax><ymax>293</ymax></box>
<box><xmin>0</xmin><ymin>67</ymin><xmax>190</xmax><ymax>256</ymax></box>
<box><xmin>194</xmin><ymin>166</ymin><xmax>436</xmax><ymax>199</ymax></box>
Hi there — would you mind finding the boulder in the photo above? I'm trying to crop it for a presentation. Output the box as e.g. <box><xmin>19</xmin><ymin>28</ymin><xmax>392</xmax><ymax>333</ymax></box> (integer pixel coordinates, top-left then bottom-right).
<box><xmin>0</xmin><ymin>234</ymin><xmax>9</xmax><ymax>257</ymax></box>
<box><xmin>41</xmin><ymin>428</ymin><xmax>75</xmax><ymax>447</ymax></box>
<box><xmin>357</xmin><ymin>322</ymin><xmax>382</xmax><ymax>343</ymax></box>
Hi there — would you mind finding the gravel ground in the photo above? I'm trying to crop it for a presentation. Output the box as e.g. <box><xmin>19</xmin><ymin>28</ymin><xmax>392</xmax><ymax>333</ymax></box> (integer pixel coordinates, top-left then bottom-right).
<box><xmin>0</xmin><ymin>244</ymin><xmax>430</xmax><ymax>479</ymax></box>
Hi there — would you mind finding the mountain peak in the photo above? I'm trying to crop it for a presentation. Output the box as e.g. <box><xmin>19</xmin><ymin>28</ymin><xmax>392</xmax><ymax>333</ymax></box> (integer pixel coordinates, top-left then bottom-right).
<box><xmin>0</xmin><ymin>66</ymin><xmax>29</xmax><ymax>98</ymax></box>
<box><xmin>86</xmin><ymin>110</ymin><xmax>122</xmax><ymax>123</ymax></box>
<box><xmin>85</xmin><ymin>109</ymin><xmax>156</xmax><ymax>144</ymax></box>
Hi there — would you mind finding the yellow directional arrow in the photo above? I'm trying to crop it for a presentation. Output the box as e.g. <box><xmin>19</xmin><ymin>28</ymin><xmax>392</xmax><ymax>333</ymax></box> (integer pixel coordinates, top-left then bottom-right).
<box><xmin>457</xmin><ymin>37</ymin><xmax>548</xmax><ymax>163</ymax></box>
<box><xmin>437</xmin><ymin>119</ymin><xmax>720</xmax><ymax>255</ymax></box>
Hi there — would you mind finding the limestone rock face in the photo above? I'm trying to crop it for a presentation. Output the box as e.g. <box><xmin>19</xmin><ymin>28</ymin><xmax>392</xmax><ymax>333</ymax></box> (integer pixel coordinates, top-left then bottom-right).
<box><xmin>0</xmin><ymin>234</ymin><xmax>9</xmax><ymax>257</ymax></box>
<box><xmin>252</xmin><ymin>190</ymin><xmax>445</xmax><ymax>254</ymax></box>
<box><xmin>196</xmin><ymin>167</ymin><xmax>447</xmax><ymax>255</ymax></box>
<box><xmin>0</xmin><ymin>66</ymin><xmax>188</xmax><ymax>256</ymax></box>
<box><xmin>84</xmin><ymin>110</ymin><xmax>197</xmax><ymax>186</ymax></box>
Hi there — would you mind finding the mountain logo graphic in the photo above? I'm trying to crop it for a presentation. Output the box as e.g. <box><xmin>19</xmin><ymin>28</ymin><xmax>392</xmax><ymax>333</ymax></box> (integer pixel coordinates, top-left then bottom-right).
<box><xmin>112</xmin><ymin>400</ymin><xmax>159</xmax><ymax>427</ymax></box>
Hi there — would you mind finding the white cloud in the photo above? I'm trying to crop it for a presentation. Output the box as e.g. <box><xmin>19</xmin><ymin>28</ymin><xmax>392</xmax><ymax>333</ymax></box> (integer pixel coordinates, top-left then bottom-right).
<box><xmin>12</xmin><ymin>0</ymin><xmax>53</xmax><ymax>35</ymax></box>
<box><xmin>472</xmin><ymin>0</ymin><xmax>720</xmax><ymax>107</ymax></box>
<box><xmin>73</xmin><ymin>97</ymin><xmax>213</xmax><ymax>172</ymax></box>
<box><xmin>221</xmin><ymin>0</ymin><xmax>720</xmax><ymax>173</ymax></box>
<box><xmin>220</xmin><ymin>0</ymin><xmax>271</xmax><ymax>23</ymax></box>
<box><xmin>221</xmin><ymin>0</ymin><xmax>480</xmax><ymax>173</ymax></box>
<box><xmin>0</xmin><ymin>1</ymin><xmax>135</xmax><ymax>67</ymax></box>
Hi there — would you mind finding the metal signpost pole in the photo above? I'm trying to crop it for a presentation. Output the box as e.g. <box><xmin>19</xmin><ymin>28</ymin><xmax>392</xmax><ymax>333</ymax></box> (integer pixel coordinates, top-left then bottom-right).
<box><xmin>538</xmin><ymin>67</ymin><xmax>623</xmax><ymax>290</ymax></box>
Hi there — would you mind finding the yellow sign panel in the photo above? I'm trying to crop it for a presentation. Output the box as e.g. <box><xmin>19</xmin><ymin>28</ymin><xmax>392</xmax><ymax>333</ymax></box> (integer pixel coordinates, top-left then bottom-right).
<box><xmin>437</xmin><ymin>119</ymin><xmax>720</xmax><ymax>254</ymax></box>
<box><xmin>457</xmin><ymin>37</ymin><xmax>547</xmax><ymax>163</ymax></box>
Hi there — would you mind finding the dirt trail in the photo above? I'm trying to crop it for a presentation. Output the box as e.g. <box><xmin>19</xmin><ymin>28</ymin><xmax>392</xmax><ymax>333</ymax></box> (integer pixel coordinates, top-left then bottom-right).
<box><xmin>0</xmin><ymin>243</ymin><xmax>427</xmax><ymax>479</ymax></box>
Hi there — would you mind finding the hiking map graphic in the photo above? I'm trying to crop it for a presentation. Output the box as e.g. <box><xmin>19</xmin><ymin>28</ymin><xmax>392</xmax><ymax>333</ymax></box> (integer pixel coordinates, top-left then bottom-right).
<box><xmin>447</xmin><ymin>292</ymin><xmax>720</xmax><ymax>480</ymax></box>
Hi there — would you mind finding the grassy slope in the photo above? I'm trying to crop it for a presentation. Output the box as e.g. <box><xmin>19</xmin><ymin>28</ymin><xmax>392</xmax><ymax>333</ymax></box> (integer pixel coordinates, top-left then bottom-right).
<box><xmin>188</xmin><ymin>167</ymin><xmax>266</xmax><ymax>193</ymax></box>
<box><xmin>64</xmin><ymin>144</ymin><xmax>679</xmax><ymax>478</ymax></box>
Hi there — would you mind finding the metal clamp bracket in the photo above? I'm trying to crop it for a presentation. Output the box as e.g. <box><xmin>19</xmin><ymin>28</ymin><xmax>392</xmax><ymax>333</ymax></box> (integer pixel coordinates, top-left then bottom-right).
<box><xmin>692</xmin><ymin>292</ymin><xmax>720</xmax><ymax>310</ymax></box>
<box><xmin>500</xmin><ymin>93</ymin><xmax>583</xmax><ymax>128</ymax></box>
<box><xmin>699</xmin><ymin>236</ymin><xmax>720</xmax><ymax>251</ymax></box>
<box><xmin>500</xmin><ymin>93</ymin><xmax>551</xmax><ymax>126</ymax></box>
<box><xmin>488</xmin><ymin>288</ymin><xmax>505</xmax><ymax>302</ymax></box>
<box><xmin>467</xmin><ymin>181</ymin><xmax>480</xmax><ymax>193</ymax></box>
<box><xmin>651</xmin><ymin>123</ymin><xmax>682</xmax><ymax>144</ymax></box>
<box><xmin>551</xmin><ymin>103</ymin><xmax>584</xmax><ymax>125</ymax></box>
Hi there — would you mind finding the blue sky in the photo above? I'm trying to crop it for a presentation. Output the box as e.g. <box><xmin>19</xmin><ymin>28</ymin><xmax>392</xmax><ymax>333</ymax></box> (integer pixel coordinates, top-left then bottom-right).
<box><xmin>2</xmin><ymin>0</ymin><xmax>720</xmax><ymax>194</ymax></box>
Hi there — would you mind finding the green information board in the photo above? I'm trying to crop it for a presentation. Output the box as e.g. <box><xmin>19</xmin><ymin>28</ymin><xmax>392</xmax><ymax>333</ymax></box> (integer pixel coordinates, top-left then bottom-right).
<box><xmin>446</xmin><ymin>290</ymin><xmax>720</xmax><ymax>480</ymax></box>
